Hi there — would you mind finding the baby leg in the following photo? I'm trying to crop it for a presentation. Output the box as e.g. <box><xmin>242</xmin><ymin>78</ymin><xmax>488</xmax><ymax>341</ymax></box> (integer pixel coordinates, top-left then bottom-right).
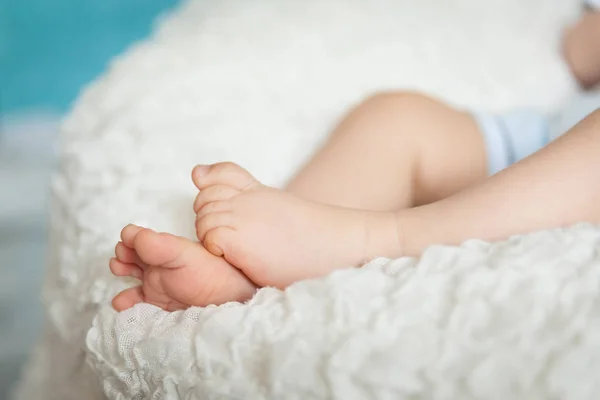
<box><xmin>190</xmin><ymin>110</ymin><xmax>600</xmax><ymax>288</ymax></box>
<box><xmin>400</xmin><ymin>109</ymin><xmax>600</xmax><ymax>255</ymax></box>
<box><xmin>285</xmin><ymin>92</ymin><xmax>488</xmax><ymax>210</ymax></box>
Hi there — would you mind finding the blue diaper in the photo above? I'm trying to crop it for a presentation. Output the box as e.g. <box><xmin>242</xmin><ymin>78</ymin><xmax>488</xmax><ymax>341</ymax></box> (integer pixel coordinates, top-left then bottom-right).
<box><xmin>475</xmin><ymin>92</ymin><xmax>600</xmax><ymax>175</ymax></box>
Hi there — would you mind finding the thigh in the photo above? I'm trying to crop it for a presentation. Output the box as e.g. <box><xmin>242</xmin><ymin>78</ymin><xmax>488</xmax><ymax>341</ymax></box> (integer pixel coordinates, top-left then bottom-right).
<box><xmin>287</xmin><ymin>91</ymin><xmax>488</xmax><ymax>210</ymax></box>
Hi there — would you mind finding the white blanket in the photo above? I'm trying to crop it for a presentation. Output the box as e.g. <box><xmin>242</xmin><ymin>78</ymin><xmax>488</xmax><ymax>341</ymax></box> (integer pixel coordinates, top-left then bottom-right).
<box><xmin>13</xmin><ymin>0</ymin><xmax>596</xmax><ymax>399</ymax></box>
<box><xmin>89</xmin><ymin>225</ymin><xmax>600</xmax><ymax>399</ymax></box>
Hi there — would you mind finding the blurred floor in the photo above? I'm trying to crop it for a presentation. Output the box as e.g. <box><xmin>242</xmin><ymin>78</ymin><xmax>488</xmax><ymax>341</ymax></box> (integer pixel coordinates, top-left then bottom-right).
<box><xmin>0</xmin><ymin>114</ymin><xmax>59</xmax><ymax>399</ymax></box>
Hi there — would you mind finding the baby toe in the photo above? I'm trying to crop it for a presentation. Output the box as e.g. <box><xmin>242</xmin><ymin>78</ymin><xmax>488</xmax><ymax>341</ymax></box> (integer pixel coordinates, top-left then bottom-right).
<box><xmin>195</xmin><ymin>212</ymin><xmax>234</xmax><ymax>242</ymax></box>
<box><xmin>133</xmin><ymin>229</ymin><xmax>200</xmax><ymax>270</ymax></box>
<box><xmin>115</xmin><ymin>241</ymin><xmax>147</xmax><ymax>268</ymax></box>
<box><xmin>115</xmin><ymin>242</ymin><xmax>137</xmax><ymax>263</ymax></box>
<box><xmin>203</xmin><ymin>226</ymin><xmax>235</xmax><ymax>257</ymax></box>
<box><xmin>132</xmin><ymin>228</ymin><xmax>173</xmax><ymax>266</ymax></box>
<box><xmin>112</xmin><ymin>286</ymin><xmax>145</xmax><ymax>311</ymax></box>
<box><xmin>192</xmin><ymin>162</ymin><xmax>258</xmax><ymax>191</ymax></box>
<box><xmin>120</xmin><ymin>224</ymin><xmax>144</xmax><ymax>248</ymax></box>
<box><xmin>196</xmin><ymin>200</ymin><xmax>232</xmax><ymax>220</ymax></box>
<box><xmin>193</xmin><ymin>185</ymin><xmax>239</xmax><ymax>213</ymax></box>
<box><xmin>109</xmin><ymin>258</ymin><xmax>143</xmax><ymax>280</ymax></box>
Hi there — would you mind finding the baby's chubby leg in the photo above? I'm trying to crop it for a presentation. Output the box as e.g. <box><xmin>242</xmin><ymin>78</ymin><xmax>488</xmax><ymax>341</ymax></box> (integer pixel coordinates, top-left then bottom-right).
<box><xmin>192</xmin><ymin>110</ymin><xmax>600</xmax><ymax>289</ymax></box>
<box><xmin>399</xmin><ymin>109</ymin><xmax>600</xmax><ymax>255</ymax></box>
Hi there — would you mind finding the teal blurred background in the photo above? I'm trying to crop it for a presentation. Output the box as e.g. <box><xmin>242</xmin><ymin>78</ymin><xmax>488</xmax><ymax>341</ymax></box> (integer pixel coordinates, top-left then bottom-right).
<box><xmin>0</xmin><ymin>1</ymin><xmax>179</xmax><ymax>398</ymax></box>
<box><xmin>1</xmin><ymin>0</ymin><xmax>180</xmax><ymax>113</ymax></box>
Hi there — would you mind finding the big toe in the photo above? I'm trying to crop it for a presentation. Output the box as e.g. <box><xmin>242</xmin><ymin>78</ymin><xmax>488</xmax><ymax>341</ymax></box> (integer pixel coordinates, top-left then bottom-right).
<box><xmin>132</xmin><ymin>228</ymin><xmax>258</xmax><ymax>307</ymax></box>
<box><xmin>112</xmin><ymin>286</ymin><xmax>145</xmax><ymax>311</ymax></box>
<box><xmin>120</xmin><ymin>224</ymin><xmax>144</xmax><ymax>248</ymax></box>
<box><xmin>133</xmin><ymin>228</ymin><xmax>193</xmax><ymax>269</ymax></box>
<box><xmin>192</xmin><ymin>161</ymin><xmax>259</xmax><ymax>191</ymax></box>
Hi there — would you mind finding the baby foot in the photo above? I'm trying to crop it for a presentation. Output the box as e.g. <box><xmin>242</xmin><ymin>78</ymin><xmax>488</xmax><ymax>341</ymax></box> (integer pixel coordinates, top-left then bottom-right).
<box><xmin>191</xmin><ymin>162</ymin><xmax>403</xmax><ymax>289</ymax></box>
<box><xmin>109</xmin><ymin>224</ymin><xmax>256</xmax><ymax>311</ymax></box>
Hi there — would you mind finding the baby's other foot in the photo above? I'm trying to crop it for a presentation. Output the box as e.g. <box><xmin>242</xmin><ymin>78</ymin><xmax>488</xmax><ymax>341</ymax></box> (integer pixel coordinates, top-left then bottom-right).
<box><xmin>109</xmin><ymin>224</ymin><xmax>256</xmax><ymax>311</ymax></box>
<box><xmin>191</xmin><ymin>162</ymin><xmax>403</xmax><ymax>289</ymax></box>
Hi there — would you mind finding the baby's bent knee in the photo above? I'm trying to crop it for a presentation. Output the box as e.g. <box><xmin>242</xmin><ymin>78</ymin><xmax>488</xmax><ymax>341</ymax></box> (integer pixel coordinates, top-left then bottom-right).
<box><xmin>360</xmin><ymin>90</ymin><xmax>435</xmax><ymax>110</ymax></box>
<box><xmin>355</xmin><ymin>90</ymin><xmax>460</xmax><ymax>128</ymax></box>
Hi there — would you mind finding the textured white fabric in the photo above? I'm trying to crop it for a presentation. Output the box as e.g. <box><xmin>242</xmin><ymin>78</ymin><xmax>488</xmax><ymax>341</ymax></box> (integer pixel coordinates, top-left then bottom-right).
<box><xmin>11</xmin><ymin>0</ymin><xmax>592</xmax><ymax>399</ymax></box>
<box><xmin>88</xmin><ymin>224</ymin><xmax>600</xmax><ymax>400</ymax></box>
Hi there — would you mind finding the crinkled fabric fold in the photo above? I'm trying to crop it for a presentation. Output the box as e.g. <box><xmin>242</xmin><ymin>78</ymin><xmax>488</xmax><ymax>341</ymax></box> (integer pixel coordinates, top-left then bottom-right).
<box><xmin>88</xmin><ymin>226</ymin><xmax>600</xmax><ymax>400</ymax></box>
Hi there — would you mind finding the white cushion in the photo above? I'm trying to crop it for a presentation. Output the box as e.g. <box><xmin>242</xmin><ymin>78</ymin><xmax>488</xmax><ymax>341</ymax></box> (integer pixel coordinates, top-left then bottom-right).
<box><xmin>90</xmin><ymin>225</ymin><xmax>600</xmax><ymax>399</ymax></box>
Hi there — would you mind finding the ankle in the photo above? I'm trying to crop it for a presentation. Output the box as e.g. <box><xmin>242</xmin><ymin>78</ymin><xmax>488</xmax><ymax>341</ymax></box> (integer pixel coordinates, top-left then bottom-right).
<box><xmin>393</xmin><ymin>209</ymin><xmax>426</xmax><ymax>257</ymax></box>
<box><xmin>361</xmin><ymin>211</ymin><xmax>407</xmax><ymax>263</ymax></box>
